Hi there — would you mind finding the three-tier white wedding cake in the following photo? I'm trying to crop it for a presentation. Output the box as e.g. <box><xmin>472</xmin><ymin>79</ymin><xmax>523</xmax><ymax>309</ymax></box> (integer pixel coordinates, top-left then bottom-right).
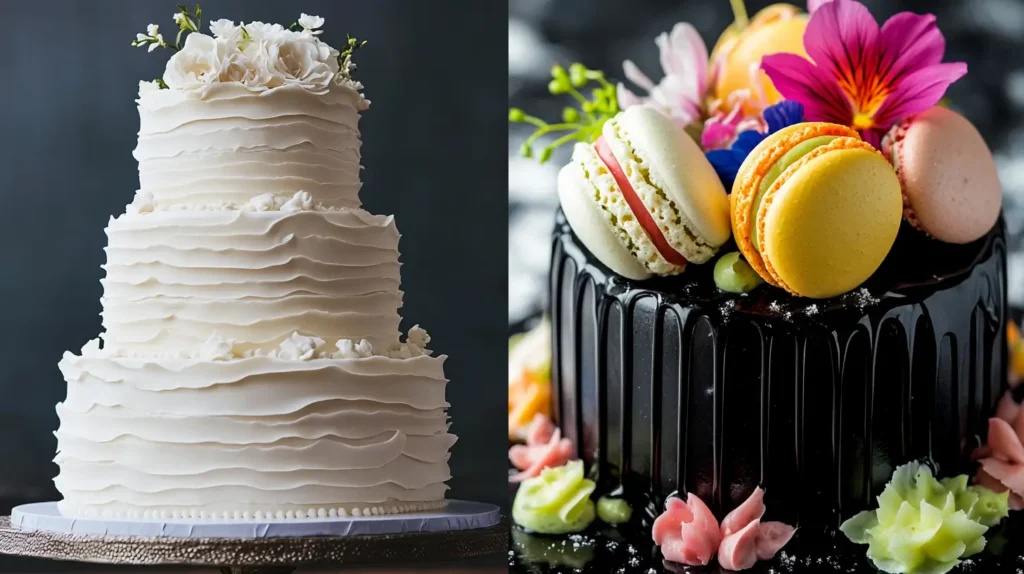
<box><xmin>53</xmin><ymin>12</ymin><xmax>455</xmax><ymax>521</ymax></box>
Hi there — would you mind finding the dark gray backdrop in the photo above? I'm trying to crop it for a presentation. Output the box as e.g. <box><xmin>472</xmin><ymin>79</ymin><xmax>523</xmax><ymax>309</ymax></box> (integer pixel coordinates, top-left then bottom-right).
<box><xmin>0</xmin><ymin>0</ymin><xmax>507</xmax><ymax>515</ymax></box>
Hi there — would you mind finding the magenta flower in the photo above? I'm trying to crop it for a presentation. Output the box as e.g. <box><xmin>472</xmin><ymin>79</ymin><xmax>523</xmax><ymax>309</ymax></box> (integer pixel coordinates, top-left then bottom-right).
<box><xmin>761</xmin><ymin>0</ymin><xmax>967</xmax><ymax>147</ymax></box>
<box><xmin>617</xmin><ymin>22</ymin><xmax>708</xmax><ymax>128</ymax></box>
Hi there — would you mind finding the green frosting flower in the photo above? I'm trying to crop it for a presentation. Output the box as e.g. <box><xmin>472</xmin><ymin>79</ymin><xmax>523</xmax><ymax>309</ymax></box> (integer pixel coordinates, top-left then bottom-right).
<box><xmin>512</xmin><ymin>460</ymin><xmax>596</xmax><ymax>534</ymax></box>
<box><xmin>840</xmin><ymin>462</ymin><xmax>1009</xmax><ymax>574</ymax></box>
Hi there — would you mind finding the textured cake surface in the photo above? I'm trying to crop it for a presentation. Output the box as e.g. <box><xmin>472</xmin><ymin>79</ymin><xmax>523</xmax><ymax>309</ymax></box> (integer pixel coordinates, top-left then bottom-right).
<box><xmin>550</xmin><ymin>211</ymin><xmax>1006</xmax><ymax>529</ymax></box>
<box><xmin>55</xmin><ymin>81</ymin><xmax>455</xmax><ymax>521</ymax></box>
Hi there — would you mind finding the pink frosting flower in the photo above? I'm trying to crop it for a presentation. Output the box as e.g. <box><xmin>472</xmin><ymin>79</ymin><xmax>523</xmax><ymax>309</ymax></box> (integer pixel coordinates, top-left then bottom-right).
<box><xmin>508</xmin><ymin>414</ymin><xmax>574</xmax><ymax>483</ymax></box>
<box><xmin>718</xmin><ymin>488</ymin><xmax>796</xmax><ymax>571</ymax></box>
<box><xmin>974</xmin><ymin>392</ymin><xmax>1024</xmax><ymax>510</ymax></box>
<box><xmin>652</xmin><ymin>494</ymin><xmax>721</xmax><ymax>566</ymax></box>
<box><xmin>653</xmin><ymin>488</ymin><xmax>795</xmax><ymax>570</ymax></box>
<box><xmin>761</xmin><ymin>0</ymin><xmax>967</xmax><ymax>147</ymax></box>
<box><xmin>617</xmin><ymin>22</ymin><xmax>708</xmax><ymax>129</ymax></box>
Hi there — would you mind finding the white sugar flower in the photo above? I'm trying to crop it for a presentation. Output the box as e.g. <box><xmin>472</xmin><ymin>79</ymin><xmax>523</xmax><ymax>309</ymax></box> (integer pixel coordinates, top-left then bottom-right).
<box><xmin>243</xmin><ymin>21</ymin><xmax>286</xmax><ymax>42</ymax></box>
<box><xmin>199</xmin><ymin>333</ymin><xmax>236</xmax><ymax>361</ymax></box>
<box><xmin>408</xmin><ymin>325</ymin><xmax>431</xmax><ymax>349</ymax></box>
<box><xmin>281</xmin><ymin>190</ymin><xmax>313</xmax><ymax>212</ymax></box>
<box><xmin>262</xmin><ymin>35</ymin><xmax>334</xmax><ymax>92</ymax></box>
<box><xmin>136</xmin><ymin>33</ymin><xmax>148</xmax><ymax>42</ymax></box>
<box><xmin>137</xmin><ymin>80</ymin><xmax>161</xmax><ymax>97</ymax></box>
<box><xmin>163</xmin><ymin>33</ymin><xmax>224</xmax><ymax>90</ymax></box>
<box><xmin>173</xmin><ymin>13</ymin><xmax>186</xmax><ymax>25</ymax></box>
<box><xmin>209</xmin><ymin>18</ymin><xmax>241</xmax><ymax>42</ymax></box>
<box><xmin>218</xmin><ymin>39</ymin><xmax>273</xmax><ymax>89</ymax></box>
<box><xmin>298</xmin><ymin>13</ymin><xmax>325</xmax><ymax>33</ymax></box>
<box><xmin>147</xmin><ymin>23</ymin><xmax>160</xmax><ymax>36</ymax></box>
<box><xmin>277</xmin><ymin>332</ymin><xmax>325</xmax><ymax>361</ymax></box>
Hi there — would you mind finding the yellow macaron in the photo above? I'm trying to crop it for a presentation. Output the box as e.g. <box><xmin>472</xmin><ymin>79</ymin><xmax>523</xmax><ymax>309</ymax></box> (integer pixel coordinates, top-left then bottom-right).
<box><xmin>730</xmin><ymin>123</ymin><xmax>903</xmax><ymax>299</ymax></box>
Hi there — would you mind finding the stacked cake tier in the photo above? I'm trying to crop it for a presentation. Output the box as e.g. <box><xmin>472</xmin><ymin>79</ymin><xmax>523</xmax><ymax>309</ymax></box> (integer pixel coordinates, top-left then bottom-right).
<box><xmin>550</xmin><ymin>211</ymin><xmax>1007</xmax><ymax>529</ymax></box>
<box><xmin>55</xmin><ymin>83</ymin><xmax>454</xmax><ymax>520</ymax></box>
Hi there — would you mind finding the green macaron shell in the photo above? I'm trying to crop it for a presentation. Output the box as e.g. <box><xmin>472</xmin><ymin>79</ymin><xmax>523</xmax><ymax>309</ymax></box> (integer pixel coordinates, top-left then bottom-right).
<box><xmin>751</xmin><ymin>135</ymin><xmax>838</xmax><ymax>251</ymax></box>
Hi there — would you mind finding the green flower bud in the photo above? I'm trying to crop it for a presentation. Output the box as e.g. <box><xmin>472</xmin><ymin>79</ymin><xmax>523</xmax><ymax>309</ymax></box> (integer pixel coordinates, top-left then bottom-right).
<box><xmin>550</xmin><ymin>64</ymin><xmax>569</xmax><ymax>82</ymax></box>
<box><xmin>508</xmin><ymin>108</ymin><xmax>526</xmax><ymax>122</ymax></box>
<box><xmin>569</xmin><ymin>63</ymin><xmax>588</xmax><ymax>87</ymax></box>
<box><xmin>562</xmin><ymin>107</ymin><xmax>580</xmax><ymax>123</ymax></box>
<box><xmin>548</xmin><ymin>79</ymin><xmax>568</xmax><ymax>95</ymax></box>
<box><xmin>539</xmin><ymin>146</ymin><xmax>554</xmax><ymax>164</ymax></box>
<box><xmin>520</xmin><ymin>143</ymin><xmax>533</xmax><ymax>158</ymax></box>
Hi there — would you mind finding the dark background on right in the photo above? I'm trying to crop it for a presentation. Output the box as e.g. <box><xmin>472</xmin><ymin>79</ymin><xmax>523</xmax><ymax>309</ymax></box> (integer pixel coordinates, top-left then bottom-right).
<box><xmin>508</xmin><ymin>0</ymin><xmax>1024</xmax><ymax>325</ymax></box>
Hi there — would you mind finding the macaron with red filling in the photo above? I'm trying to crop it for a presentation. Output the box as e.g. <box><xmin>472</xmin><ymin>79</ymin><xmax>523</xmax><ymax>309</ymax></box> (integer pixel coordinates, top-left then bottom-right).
<box><xmin>881</xmin><ymin>106</ymin><xmax>1002</xmax><ymax>244</ymax></box>
<box><xmin>557</xmin><ymin>106</ymin><xmax>732</xmax><ymax>279</ymax></box>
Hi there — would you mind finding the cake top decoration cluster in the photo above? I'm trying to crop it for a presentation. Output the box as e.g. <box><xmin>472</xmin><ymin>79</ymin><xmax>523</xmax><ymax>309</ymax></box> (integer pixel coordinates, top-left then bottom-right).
<box><xmin>132</xmin><ymin>4</ymin><xmax>367</xmax><ymax>99</ymax></box>
<box><xmin>510</xmin><ymin>0</ymin><xmax>1002</xmax><ymax>301</ymax></box>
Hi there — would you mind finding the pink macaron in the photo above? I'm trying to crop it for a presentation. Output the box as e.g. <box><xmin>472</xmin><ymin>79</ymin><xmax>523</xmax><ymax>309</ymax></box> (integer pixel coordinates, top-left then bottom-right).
<box><xmin>881</xmin><ymin>106</ymin><xmax>1001</xmax><ymax>244</ymax></box>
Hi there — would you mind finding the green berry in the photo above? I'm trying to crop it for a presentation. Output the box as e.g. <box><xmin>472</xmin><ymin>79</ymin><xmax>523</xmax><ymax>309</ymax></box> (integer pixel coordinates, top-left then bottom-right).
<box><xmin>508</xmin><ymin>108</ymin><xmax>526</xmax><ymax>122</ymax></box>
<box><xmin>714</xmin><ymin>252</ymin><xmax>764</xmax><ymax>294</ymax></box>
<box><xmin>562</xmin><ymin>107</ymin><xmax>580</xmax><ymax>123</ymax></box>
<box><xmin>596</xmin><ymin>496</ymin><xmax>632</xmax><ymax>525</ymax></box>
<box><xmin>548</xmin><ymin>79</ymin><xmax>568</xmax><ymax>95</ymax></box>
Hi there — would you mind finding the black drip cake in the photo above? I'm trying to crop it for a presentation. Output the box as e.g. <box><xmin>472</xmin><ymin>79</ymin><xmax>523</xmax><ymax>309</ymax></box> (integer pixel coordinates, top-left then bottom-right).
<box><xmin>550</xmin><ymin>210</ymin><xmax>1007</xmax><ymax>530</ymax></box>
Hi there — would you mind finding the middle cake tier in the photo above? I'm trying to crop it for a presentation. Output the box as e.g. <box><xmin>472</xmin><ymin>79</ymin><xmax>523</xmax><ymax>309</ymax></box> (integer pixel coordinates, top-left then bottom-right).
<box><xmin>100</xmin><ymin>206</ymin><xmax>403</xmax><ymax>355</ymax></box>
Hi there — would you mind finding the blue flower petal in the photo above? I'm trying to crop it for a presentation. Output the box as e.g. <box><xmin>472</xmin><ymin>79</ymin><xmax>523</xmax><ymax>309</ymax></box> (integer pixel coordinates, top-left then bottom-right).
<box><xmin>763</xmin><ymin>101</ymin><xmax>804</xmax><ymax>134</ymax></box>
<box><xmin>707</xmin><ymin>130</ymin><xmax>766</xmax><ymax>191</ymax></box>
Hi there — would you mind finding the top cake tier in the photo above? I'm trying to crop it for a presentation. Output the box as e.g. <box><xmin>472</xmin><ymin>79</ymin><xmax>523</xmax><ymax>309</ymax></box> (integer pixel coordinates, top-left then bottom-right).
<box><xmin>135</xmin><ymin>83</ymin><xmax>366</xmax><ymax>209</ymax></box>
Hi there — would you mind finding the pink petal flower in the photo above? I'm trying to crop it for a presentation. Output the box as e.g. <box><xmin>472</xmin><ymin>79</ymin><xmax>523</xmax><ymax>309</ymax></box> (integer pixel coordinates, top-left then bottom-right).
<box><xmin>508</xmin><ymin>415</ymin><xmax>574</xmax><ymax>482</ymax></box>
<box><xmin>761</xmin><ymin>0</ymin><xmax>965</xmax><ymax>141</ymax></box>
<box><xmin>652</xmin><ymin>495</ymin><xmax>721</xmax><ymax>566</ymax></box>
<box><xmin>995</xmin><ymin>391</ymin><xmax>1020</xmax><ymax>424</ymax></box>
<box><xmin>718</xmin><ymin>518</ymin><xmax>761</xmax><ymax>571</ymax></box>
<box><xmin>807</xmin><ymin>0</ymin><xmax>834</xmax><ymax>13</ymax></box>
<box><xmin>717</xmin><ymin>488</ymin><xmax>796</xmax><ymax>570</ymax></box>
<box><xmin>980</xmin><ymin>458</ymin><xmax>1024</xmax><ymax>494</ymax></box>
<box><xmin>618</xmin><ymin>22</ymin><xmax>709</xmax><ymax>128</ymax></box>
<box><xmin>756</xmin><ymin>522</ymin><xmax>797</xmax><ymax>560</ymax></box>
<box><xmin>986</xmin><ymin>418</ymin><xmax>1024</xmax><ymax>464</ymax></box>
<box><xmin>760</xmin><ymin>53</ymin><xmax>851</xmax><ymax>124</ymax></box>
<box><xmin>721</xmin><ymin>487</ymin><xmax>766</xmax><ymax>537</ymax></box>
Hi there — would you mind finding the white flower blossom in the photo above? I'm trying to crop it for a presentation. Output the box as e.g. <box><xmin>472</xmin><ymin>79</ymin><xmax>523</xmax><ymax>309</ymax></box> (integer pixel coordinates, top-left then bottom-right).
<box><xmin>281</xmin><ymin>190</ymin><xmax>313</xmax><ymax>212</ymax></box>
<box><xmin>277</xmin><ymin>332</ymin><xmax>325</xmax><ymax>361</ymax></box>
<box><xmin>136</xmin><ymin>33</ymin><xmax>148</xmax><ymax>42</ymax></box>
<box><xmin>173</xmin><ymin>13</ymin><xmax>187</xmax><ymax>25</ymax></box>
<box><xmin>298</xmin><ymin>13</ymin><xmax>325</xmax><ymax>33</ymax></box>
<box><xmin>138</xmin><ymin>80</ymin><xmax>161</xmax><ymax>97</ymax></box>
<box><xmin>407</xmin><ymin>325</ymin><xmax>431</xmax><ymax>349</ymax></box>
<box><xmin>209</xmin><ymin>18</ymin><xmax>241</xmax><ymax>42</ymax></box>
<box><xmin>243</xmin><ymin>21</ymin><xmax>286</xmax><ymax>42</ymax></box>
<box><xmin>163</xmin><ymin>33</ymin><xmax>225</xmax><ymax>90</ymax></box>
<box><xmin>147</xmin><ymin>23</ymin><xmax>160</xmax><ymax>36</ymax></box>
<box><xmin>262</xmin><ymin>35</ymin><xmax>334</xmax><ymax>92</ymax></box>
<box><xmin>199</xmin><ymin>333</ymin><xmax>236</xmax><ymax>361</ymax></box>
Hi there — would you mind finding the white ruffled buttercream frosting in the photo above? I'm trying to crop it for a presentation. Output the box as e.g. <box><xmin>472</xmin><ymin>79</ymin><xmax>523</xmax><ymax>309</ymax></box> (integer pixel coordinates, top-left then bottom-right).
<box><xmin>54</xmin><ymin>73</ymin><xmax>453</xmax><ymax>520</ymax></box>
<box><xmin>135</xmin><ymin>83</ymin><xmax>365</xmax><ymax>209</ymax></box>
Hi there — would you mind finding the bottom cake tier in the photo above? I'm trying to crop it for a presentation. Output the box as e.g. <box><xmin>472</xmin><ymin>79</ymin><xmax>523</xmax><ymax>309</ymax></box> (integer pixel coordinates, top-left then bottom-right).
<box><xmin>550</xmin><ymin>211</ymin><xmax>1007</xmax><ymax>529</ymax></box>
<box><xmin>54</xmin><ymin>333</ymin><xmax>455</xmax><ymax>521</ymax></box>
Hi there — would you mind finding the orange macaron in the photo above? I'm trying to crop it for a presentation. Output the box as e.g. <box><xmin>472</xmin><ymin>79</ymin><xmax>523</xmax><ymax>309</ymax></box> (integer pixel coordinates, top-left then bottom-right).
<box><xmin>730</xmin><ymin>122</ymin><xmax>903</xmax><ymax>298</ymax></box>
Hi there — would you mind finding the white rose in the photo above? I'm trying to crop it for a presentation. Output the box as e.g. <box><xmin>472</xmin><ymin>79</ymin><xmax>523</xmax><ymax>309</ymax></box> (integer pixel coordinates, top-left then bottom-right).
<box><xmin>298</xmin><ymin>13</ymin><xmax>325</xmax><ymax>34</ymax></box>
<box><xmin>263</xmin><ymin>36</ymin><xmax>334</xmax><ymax>91</ymax></box>
<box><xmin>243</xmin><ymin>21</ymin><xmax>285</xmax><ymax>42</ymax></box>
<box><xmin>217</xmin><ymin>39</ymin><xmax>272</xmax><ymax>89</ymax></box>
<box><xmin>162</xmin><ymin>33</ymin><xmax>223</xmax><ymax>90</ymax></box>
<box><xmin>137</xmin><ymin>80</ymin><xmax>161</xmax><ymax>97</ymax></box>
<box><xmin>209</xmin><ymin>18</ymin><xmax>240</xmax><ymax>41</ymax></box>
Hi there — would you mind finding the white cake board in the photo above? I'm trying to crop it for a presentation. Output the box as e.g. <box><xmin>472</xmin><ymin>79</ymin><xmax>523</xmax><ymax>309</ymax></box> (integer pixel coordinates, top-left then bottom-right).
<box><xmin>11</xmin><ymin>500</ymin><xmax>500</xmax><ymax>539</ymax></box>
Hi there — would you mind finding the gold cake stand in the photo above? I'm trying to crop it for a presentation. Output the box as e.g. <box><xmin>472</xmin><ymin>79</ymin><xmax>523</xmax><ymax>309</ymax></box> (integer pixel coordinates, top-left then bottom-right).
<box><xmin>0</xmin><ymin>515</ymin><xmax>508</xmax><ymax>573</ymax></box>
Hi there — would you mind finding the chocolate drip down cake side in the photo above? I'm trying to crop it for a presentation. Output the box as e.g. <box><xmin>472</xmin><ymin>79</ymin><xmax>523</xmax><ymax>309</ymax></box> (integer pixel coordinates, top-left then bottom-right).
<box><xmin>551</xmin><ymin>212</ymin><xmax>1007</xmax><ymax>530</ymax></box>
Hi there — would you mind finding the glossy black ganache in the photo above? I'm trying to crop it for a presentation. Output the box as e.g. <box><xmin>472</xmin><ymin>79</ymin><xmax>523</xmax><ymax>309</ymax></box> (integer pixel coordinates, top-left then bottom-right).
<box><xmin>550</xmin><ymin>210</ymin><xmax>1007</xmax><ymax>529</ymax></box>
